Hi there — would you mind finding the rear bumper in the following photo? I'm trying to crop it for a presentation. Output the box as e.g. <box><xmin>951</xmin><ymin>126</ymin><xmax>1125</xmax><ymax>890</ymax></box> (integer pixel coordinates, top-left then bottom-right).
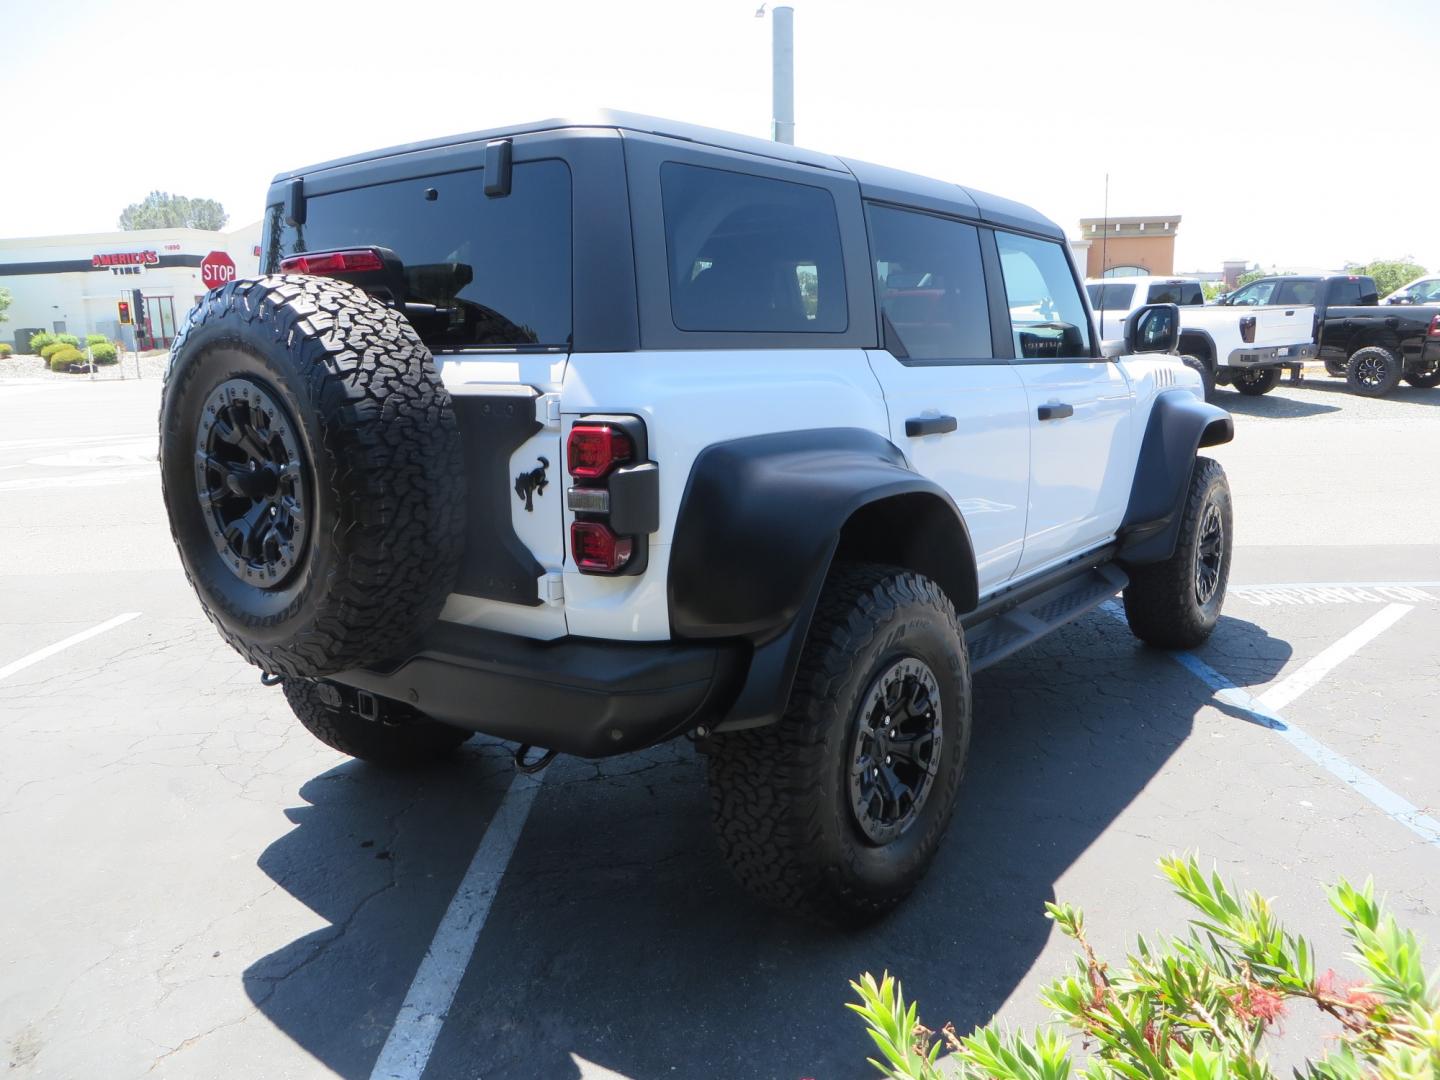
<box><xmin>330</xmin><ymin>622</ymin><xmax>748</xmax><ymax>758</ymax></box>
<box><xmin>1225</xmin><ymin>343</ymin><xmax>1316</xmax><ymax>368</ymax></box>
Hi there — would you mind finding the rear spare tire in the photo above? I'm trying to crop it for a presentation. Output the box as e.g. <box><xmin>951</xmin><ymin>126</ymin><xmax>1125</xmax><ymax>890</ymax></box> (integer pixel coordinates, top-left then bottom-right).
<box><xmin>1231</xmin><ymin>367</ymin><xmax>1280</xmax><ymax>396</ymax></box>
<box><xmin>159</xmin><ymin>276</ymin><xmax>465</xmax><ymax>677</ymax></box>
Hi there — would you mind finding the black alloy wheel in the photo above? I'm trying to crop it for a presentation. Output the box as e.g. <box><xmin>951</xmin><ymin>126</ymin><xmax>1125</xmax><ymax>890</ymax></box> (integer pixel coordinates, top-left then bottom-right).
<box><xmin>848</xmin><ymin>657</ymin><xmax>943</xmax><ymax>845</ymax></box>
<box><xmin>194</xmin><ymin>379</ymin><xmax>310</xmax><ymax>588</ymax></box>
<box><xmin>1194</xmin><ymin>498</ymin><xmax>1224</xmax><ymax>606</ymax></box>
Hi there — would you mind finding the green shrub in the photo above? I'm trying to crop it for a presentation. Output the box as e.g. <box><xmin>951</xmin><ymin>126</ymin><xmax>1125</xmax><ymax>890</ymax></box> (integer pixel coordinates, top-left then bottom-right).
<box><xmin>48</xmin><ymin>347</ymin><xmax>85</xmax><ymax>372</ymax></box>
<box><xmin>851</xmin><ymin>854</ymin><xmax>1440</xmax><ymax>1080</ymax></box>
<box><xmin>28</xmin><ymin>331</ymin><xmax>55</xmax><ymax>356</ymax></box>
<box><xmin>90</xmin><ymin>342</ymin><xmax>118</xmax><ymax>364</ymax></box>
<box><xmin>54</xmin><ymin>333</ymin><xmax>80</xmax><ymax>348</ymax></box>
<box><xmin>0</xmin><ymin>343</ymin><xmax>12</xmax><ymax>358</ymax></box>
<box><xmin>84</xmin><ymin>333</ymin><xmax>108</xmax><ymax>347</ymax></box>
<box><xmin>40</xmin><ymin>341</ymin><xmax>69</xmax><ymax>360</ymax></box>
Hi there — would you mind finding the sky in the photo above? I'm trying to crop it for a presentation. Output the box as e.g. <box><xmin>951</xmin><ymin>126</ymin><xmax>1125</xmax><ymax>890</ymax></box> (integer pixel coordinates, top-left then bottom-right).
<box><xmin>5</xmin><ymin>0</ymin><xmax>1437</xmax><ymax>275</ymax></box>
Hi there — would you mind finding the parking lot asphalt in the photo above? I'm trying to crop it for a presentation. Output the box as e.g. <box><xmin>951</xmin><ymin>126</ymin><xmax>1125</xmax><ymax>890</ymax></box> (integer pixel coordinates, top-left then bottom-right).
<box><xmin>2</xmin><ymin>373</ymin><xmax>1438</xmax><ymax>1079</ymax></box>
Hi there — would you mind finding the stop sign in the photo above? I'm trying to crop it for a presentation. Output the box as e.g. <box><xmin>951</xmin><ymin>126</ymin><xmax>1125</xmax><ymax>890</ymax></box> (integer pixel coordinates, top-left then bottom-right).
<box><xmin>200</xmin><ymin>250</ymin><xmax>236</xmax><ymax>289</ymax></box>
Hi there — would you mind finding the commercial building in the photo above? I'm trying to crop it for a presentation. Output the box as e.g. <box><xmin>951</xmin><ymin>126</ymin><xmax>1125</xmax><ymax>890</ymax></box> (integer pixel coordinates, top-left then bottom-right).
<box><xmin>0</xmin><ymin>222</ymin><xmax>261</xmax><ymax>352</ymax></box>
<box><xmin>1072</xmin><ymin>214</ymin><xmax>1182</xmax><ymax>278</ymax></box>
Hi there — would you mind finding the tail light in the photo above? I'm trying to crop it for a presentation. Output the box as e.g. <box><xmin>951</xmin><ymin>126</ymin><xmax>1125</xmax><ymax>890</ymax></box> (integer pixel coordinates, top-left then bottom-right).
<box><xmin>1239</xmin><ymin>316</ymin><xmax>1256</xmax><ymax>344</ymax></box>
<box><xmin>1428</xmin><ymin>315</ymin><xmax>1440</xmax><ymax>338</ymax></box>
<box><xmin>565</xmin><ymin>417</ymin><xmax>658</xmax><ymax>576</ymax></box>
<box><xmin>567</xmin><ymin>424</ymin><xmax>632</xmax><ymax>479</ymax></box>
<box><xmin>279</xmin><ymin>248</ymin><xmax>385</xmax><ymax>275</ymax></box>
<box><xmin>571</xmin><ymin>521</ymin><xmax>634</xmax><ymax>573</ymax></box>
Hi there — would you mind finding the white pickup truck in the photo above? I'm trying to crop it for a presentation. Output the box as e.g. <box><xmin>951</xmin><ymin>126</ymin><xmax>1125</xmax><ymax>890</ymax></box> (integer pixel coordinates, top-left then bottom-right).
<box><xmin>1086</xmin><ymin>276</ymin><xmax>1316</xmax><ymax>398</ymax></box>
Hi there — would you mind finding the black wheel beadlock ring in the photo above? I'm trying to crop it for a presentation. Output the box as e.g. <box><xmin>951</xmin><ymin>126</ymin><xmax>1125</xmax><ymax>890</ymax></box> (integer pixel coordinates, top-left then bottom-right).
<box><xmin>194</xmin><ymin>378</ymin><xmax>310</xmax><ymax>589</ymax></box>
<box><xmin>848</xmin><ymin>657</ymin><xmax>944</xmax><ymax>845</ymax></box>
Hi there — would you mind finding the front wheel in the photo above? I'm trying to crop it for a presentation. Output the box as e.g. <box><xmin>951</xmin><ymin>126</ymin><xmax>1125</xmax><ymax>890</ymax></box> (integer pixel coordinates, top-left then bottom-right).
<box><xmin>1122</xmin><ymin>457</ymin><xmax>1233</xmax><ymax>649</ymax></box>
<box><xmin>1346</xmin><ymin>346</ymin><xmax>1402</xmax><ymax>397</ymax></box>
<box><xmin>704</xmin><ymin>565</ymin><xmax>971</xmax><ymax>925</ymax></box>
<box><xmin>1231</xmin><ymin>367</ymin><xmax>1281</xmax><ymax>396</ymax></box>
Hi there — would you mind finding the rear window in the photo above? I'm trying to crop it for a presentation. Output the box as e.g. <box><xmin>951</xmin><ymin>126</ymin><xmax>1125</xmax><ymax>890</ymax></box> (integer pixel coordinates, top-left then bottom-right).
<box><xmin>660</xmin><ymin>162</ymin><xmax>846</xmax><ymax>333</ymax></box>
<box><xmin>263</xmin><ymin>160</ymin><xmax>572</xmax><ymax>351</ymax></box>
<box><xmin>1146</xmin><ymin>282</ymin><xmax>1204</xmax><ymax>305</ymax></box>
<box><xmin>1085</xmin><ymin>283</ymin><xmax>1135</xmax><ymax>311</ymax></box>
<box><xmin>867</xmin><ymin>204</ymin><xmax>991</xmax><ymax>359</ymax></box>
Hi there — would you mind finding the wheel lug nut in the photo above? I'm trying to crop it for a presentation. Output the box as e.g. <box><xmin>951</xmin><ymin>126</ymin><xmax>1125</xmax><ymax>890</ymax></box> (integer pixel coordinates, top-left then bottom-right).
<box><xmin>885</xmin><ymin>755</ymin><xmax>892</xmax><ymax>765</ymax></box>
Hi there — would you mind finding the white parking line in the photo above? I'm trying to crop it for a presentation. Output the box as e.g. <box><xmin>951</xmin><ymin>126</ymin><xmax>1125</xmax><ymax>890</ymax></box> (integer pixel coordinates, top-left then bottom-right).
<box><xmin>369</xmin><ymin>769</ymin><xmax>548</xmax><ymax>1080</ymax></box>
<box><xmin>1102</xmin><ymin>600</ymin><xmax>1440</xmax><ymax>850</ymax></box>
<box><xmin>1257</xmin><ymin>603</ymin><xmax>1413</xmax><ymax>712</ymax></box>
<box><xmin>0</xmin><ymin>612</ymin><xmax>142</xmax><ymax>683</ymax></box>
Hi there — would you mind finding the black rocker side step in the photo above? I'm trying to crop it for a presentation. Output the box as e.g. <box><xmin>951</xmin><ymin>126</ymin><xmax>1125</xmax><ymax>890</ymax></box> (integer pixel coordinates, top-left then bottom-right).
<box><xmin>966</xmin><ymin>563</ymin><xmax>1129</xmax><ymax>673</ymax></box>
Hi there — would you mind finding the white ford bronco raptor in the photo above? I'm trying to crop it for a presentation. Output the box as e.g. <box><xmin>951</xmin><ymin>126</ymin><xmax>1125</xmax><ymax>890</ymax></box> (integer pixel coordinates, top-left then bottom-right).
<box><xmin>159</xmin><ymin>112</ymin><xmax>1234</xmax><ymax>924</ymax></box>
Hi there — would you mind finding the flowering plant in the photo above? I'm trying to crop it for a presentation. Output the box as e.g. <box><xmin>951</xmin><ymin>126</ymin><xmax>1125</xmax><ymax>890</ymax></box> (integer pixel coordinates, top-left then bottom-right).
<box><xmin>850</xmin><ymin>854</ymin><xmax>1439</xmax><ymax>1080</ymax></box>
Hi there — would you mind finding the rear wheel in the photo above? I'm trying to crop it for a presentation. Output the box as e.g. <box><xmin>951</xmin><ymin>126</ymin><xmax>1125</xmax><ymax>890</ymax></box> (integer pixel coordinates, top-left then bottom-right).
<box><xmin>281</xmin><ymin>678</ymin><xmax>471</xmax><ymax>767</ymax></box>
<box><xmin>1231</xmin><ymin>367</ymin><xmax>1281</xmax><ymax>396</ymax></box>
<box><xmin>704</xmin><ymin>564</ymin><xmax>971</xmax><ymax>925</ymax></box>
<box><xmin>1402</xmin><ymin>363</ymin><xmax>1440</xmax><ymax>389</ymax></box>
<box><xmin>1122</xmin><ymin>457</ymin><xmax>1232</xmax><ymax>649</ymax></box>
<box><xmin>1324</xmin><ymin>359</ymin><xmax>1347</xmax><ymax>377</ymax></box>
<box><xmin>1346</xmin><ymin>346</ymin><xmax>1403</xmax><ymax>397</ymax></box>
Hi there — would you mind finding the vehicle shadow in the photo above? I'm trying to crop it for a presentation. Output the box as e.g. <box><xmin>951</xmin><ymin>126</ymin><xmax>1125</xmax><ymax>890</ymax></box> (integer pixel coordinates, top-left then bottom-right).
<box><xmin>244</xmin><ymin>612</ymin><xmax>1292</xmax><ymax>1079</ymax></box>
<box><xmin>1216</xmin><ymin>386</ymin><xmax>1341</xmax><ymax>418</ymax></box>
<box><xmin>1277</xmin><ymin>377</ymin><xmax>1440</xmax><ymax>407</ymax></box>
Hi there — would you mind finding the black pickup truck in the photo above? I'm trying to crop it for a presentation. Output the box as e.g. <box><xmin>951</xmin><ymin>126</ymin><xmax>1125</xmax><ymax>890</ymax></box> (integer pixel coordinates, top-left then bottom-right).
<box><xmin>1218</xmin><ymin>274</ymin><xmax>1440</xmax><ymax>396</ymax></box>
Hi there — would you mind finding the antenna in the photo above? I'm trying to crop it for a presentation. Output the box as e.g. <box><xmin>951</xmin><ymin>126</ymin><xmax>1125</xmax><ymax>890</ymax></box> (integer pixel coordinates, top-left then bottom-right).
<box><xmin>1101</xmin><ymin>172</ymin><xmax>1110</xmax><ymax>278</ymax></box>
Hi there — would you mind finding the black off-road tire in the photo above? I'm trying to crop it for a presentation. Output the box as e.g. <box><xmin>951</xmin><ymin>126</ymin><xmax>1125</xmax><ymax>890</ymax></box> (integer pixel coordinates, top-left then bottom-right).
<box><xmin>1231</xmin><ymin>367</ymin><xmax>1281</xmax><ymax>396</ymax></box>
<box><xmin>704</xmin><ymin>564</ymin><xmax>971</xmax><ymax>925</ymax></box>
<box><xmin>1402</xmin><ymin>365</ymin><xmax>1440</xmax><ymax>389</ymax></box>
<box><xmin>1346</xmin><ymin>346</ymin><xmax>1403</xmax><ymax>397</ymax></box>
<box><xmin>159</xmin><ymin>276</ymin><xmax>464</xmax><ymax>678</ymax></box>
<box><xmin>282</xmin><ymin>678</ymin><xmax>471</xmax><ymax>767</ymax></box>
<box><xmin>1180</xmin><ymin>354</ymin><xmax>1216</xmax><ymax>403</ymax></box>
<box><xmin>1122</xmin><ymin>457</ymin><xmax>1232</xmax><ymax>649</ymax></box>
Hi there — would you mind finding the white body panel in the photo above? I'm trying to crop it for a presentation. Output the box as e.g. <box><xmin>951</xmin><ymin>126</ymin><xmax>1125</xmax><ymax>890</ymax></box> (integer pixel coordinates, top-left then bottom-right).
<box><xmin>864</xmin><ymin>350</ymin><xmax>1030</xmax><ymax>591</ymax></box>
<box><xmin>1012</xmin><ymin>360</ymin><xmax>1136</xmax><ymax>573</ymax></box>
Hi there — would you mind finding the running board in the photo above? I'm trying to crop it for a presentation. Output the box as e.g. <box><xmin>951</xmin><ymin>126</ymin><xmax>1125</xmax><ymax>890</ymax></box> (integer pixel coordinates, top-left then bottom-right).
<box><xmin>967</xmin><ymin>563</ymin><xmax>1128</xmax><ymax>674</ymax></box>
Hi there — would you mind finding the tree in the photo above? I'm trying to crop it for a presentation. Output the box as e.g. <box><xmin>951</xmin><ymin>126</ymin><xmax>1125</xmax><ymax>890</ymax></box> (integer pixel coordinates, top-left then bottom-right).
<box><xmin>118</xmin><ymin>192</ymin><xmax>228</xmax><ymax>231</ymax></box>
<box><xmin>851</xmin><ymin>854</ymin><xmax>1440</xmax><ymax>1080</ymax></box>
<box><xmin>1345</xmin><ymin>260</ymin><xmax>1428</xmax><ymax>298</ymax></box>
<box><xmin>1235</xmin><ymin>268</ymin><xmax>1291</xmax><ymax>289</ymax></box>
<box><xmin>0</xmin><ymin>286</ymin><xmax>10</xmax><ymax>324</ymax></box>
<box><xmin>1201</xmin><ymin>282</ymin><xmax>1228</xmax><ymax>301</ymax></box>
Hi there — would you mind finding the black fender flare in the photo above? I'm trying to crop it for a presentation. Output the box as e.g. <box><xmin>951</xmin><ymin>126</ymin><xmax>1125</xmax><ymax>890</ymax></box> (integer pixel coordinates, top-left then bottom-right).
<box><xmin>668</xmin><ymin>427</ymin><xmax>977</xmax><ymax>730</ymax></box>
<box><xmin>1177</xmin><ymin>327</ymin><xmax>1217</xmax><ymax>368</ymax></box>
<box><xmin>1118</xmin><ymin>391</ymin><xmax>1233</xmax><ymax>565</ymax></box>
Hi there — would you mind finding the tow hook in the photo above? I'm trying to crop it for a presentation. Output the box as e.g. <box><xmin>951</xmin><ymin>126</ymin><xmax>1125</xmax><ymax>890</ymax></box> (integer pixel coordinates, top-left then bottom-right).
<box><xmin>513</xmin><ymin>744</ymin><xmax>558</xmax><ymax>774</ymax></box>
<box><xmin>259</xmin><ymin>672</ymin><xmax>283</xmax><ymax>687</ymax></box>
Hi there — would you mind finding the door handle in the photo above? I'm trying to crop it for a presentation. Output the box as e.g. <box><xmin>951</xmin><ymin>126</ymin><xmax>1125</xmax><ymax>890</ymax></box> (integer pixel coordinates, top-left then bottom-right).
<box><xmin>905</xmin><ymin>415</ymin><xmax>958</xmax><ymax>437</ymax></box>
<box><xmin>1037</xmin><ymin>403</ymin><xmax>1074</xmax><ymax>421</ymax></box>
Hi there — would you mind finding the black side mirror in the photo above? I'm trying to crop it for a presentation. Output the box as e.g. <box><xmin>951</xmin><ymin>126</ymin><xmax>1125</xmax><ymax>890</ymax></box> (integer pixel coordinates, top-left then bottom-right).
<box><xmin>1124</xmin><ymin>303</ymin><xmax>1180</xmax><ymax>355</ymax></box>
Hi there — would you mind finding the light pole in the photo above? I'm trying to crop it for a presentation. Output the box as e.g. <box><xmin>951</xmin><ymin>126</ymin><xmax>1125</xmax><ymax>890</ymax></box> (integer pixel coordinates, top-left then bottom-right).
<box><xmin>757</xmin><ymin>4</ymin><xmax>795</xmax><ymax>144</ymax></box>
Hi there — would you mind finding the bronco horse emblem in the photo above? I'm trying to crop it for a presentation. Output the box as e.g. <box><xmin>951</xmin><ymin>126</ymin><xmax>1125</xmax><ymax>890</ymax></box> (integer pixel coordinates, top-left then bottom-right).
<box><xmin>514</xmin><ymin>456</ymin><xmax>549</xmax><ymax>512</ymax></box>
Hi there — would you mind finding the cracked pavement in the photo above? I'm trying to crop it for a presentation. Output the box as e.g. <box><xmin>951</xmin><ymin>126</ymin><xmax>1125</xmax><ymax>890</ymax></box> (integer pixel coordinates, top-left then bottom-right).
<box><xmin>1</xmin><ymin>377</ymin><xmax>1438</xmax><ymax>1079</ymax></box>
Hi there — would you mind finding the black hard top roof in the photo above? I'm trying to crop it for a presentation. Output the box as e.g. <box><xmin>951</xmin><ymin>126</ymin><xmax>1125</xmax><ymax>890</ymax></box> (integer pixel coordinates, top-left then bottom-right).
<box><xmin>271</xmin><ymin>110</ymin><xmax>1063</xmax><ymax>240</ymax></box>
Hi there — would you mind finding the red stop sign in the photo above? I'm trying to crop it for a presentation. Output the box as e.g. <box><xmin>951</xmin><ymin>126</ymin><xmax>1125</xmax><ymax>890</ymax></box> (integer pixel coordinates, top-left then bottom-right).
<box><xmin>200</xmin><ymin>250</ymin><xmax>236</xmax><ymax>289</ymax></box>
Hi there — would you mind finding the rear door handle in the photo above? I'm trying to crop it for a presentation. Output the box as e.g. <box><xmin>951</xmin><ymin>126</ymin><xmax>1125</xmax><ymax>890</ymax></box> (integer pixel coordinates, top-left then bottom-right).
<box><xmin>1037</xmin><ymin>403</ymin><xmax>1074</xmax><ymax>421</ymax></box>
<box><xmin>905</xmin><ymin>415</ymin><xmax>958</xmax><ymax>437</ymax></box>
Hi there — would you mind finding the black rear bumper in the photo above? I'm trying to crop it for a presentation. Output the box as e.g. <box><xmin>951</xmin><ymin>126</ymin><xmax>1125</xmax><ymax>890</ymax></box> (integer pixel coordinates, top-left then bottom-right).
<box><xmin>330</xmin><ymin>622</ymin><xmax>747</xmax><ymax>758</ymax></box>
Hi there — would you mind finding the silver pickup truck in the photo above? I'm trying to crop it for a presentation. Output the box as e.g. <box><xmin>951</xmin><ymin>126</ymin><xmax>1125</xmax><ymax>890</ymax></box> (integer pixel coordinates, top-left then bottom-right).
<box><xmin>1086</xmin><ymin>276</ymin><xmax>1314</xmax><ymax>399</ymax></box>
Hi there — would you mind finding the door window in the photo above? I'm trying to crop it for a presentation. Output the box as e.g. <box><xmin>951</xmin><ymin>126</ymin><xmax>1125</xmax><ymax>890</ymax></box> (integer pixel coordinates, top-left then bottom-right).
<box><xmin>1274</xmin><ymin>279</ymin><xmax>1320</xmax><ymax>305</ymax></box>
<box><xmin>1228</xmin><ymin>280</ymin><xmax>1276</xmax><ymax>306</ymax></box>
<box><xmin>660</xmin><ymin>162</ymin><xmax>846</xmax><ymax>333</ymax></box>
<box><xmin>866</xmin><ymin>204</ymin><xmax>991</xmax><ymax>360</ymax></box>
<box><xmin>995</xmin><ymin>232</ymin><xmax>1093</xmax><ymax>359</ymax></box>
<box><xmin>1322</xmin><ymin>279</ymin><xmax>1362</xmax><ymax>306</ymax></box>
<box><xmin>1086</xmin><ymin>283</ymin><xmax>1135</xmax><ymax>311</ymax></box>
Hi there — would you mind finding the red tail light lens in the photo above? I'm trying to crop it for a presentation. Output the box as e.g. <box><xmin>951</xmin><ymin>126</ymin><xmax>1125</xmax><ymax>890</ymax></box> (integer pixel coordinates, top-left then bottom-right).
<box><xmin>567</xmin><ymin>424</ymin><xmax>633</xmax><ymax>479</ymax></box>
<box><xmin>571</xmin><ymin>521</ymin><xmax>633</xmax><ymax>573</ymax></box>
<box><xmin>1429</xmin><ymin>315</ymin><xmax>1440</xmax><ymax>338</ymax></box>
<box><xmin>1239</xmin><ymin>316</ymin><xmax>1256</xmax><ymax>344</ymax></box>
<box><xmin>279</xmin><ymin>249</ymin><xmax>385</xmax><ymax>275</ymax></box>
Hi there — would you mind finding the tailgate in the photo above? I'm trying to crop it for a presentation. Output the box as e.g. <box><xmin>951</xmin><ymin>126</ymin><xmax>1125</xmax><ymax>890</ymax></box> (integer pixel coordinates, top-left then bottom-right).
<box><xmin>1251</xmin><ymin>304</ymin><xmax>1315</xmax><ymax>346</ymax></box>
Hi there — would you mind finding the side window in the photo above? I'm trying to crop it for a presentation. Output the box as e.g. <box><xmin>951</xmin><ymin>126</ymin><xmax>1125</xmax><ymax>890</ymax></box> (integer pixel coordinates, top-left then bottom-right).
<box><xmin>263</xmin><ymin>160</ymin><xmax>572</xmax><ymax>351</ymax></box>
<box><xmin>1230</xmin><ymin>280</ymin><xmax>1276</xmax><ymax>306</ymax></box>
<box><xmin>1147</xmin><ymin>283</ymin><xmax>1183</xmax><ymax>304</ymax></box>
<box><xmin>1275</xmin><ymin>280</ymin><xmax>1319</xmax><ymax>306</ymax></box>
<box><xmin>866</xmin><ymin>204</ymin><xmax>991</xmax><ymax>360</ymax></box>
<box><xmin>1326</xmin><ymin>279</ymin><xmax>1361</xmax><ymax>305</ymax></box>
<box><xmin>995</xmin><ymin>232</ymin><xmax>1093</xmax><ymax>359</ymax></box>
<box><xmin>1182</xmin><ymin>283</ymin><xmax>1204</xmax><ymax>306</ymax></box>
<box><xmin>1087</xmin><ymin>283</ymin><xmax>1135</xmax><ymax>311</ymax></box>
<box><xmin>660</xmin><ymin>162</ymin><xmax>847</xmax><ymax>333</ymax></box>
